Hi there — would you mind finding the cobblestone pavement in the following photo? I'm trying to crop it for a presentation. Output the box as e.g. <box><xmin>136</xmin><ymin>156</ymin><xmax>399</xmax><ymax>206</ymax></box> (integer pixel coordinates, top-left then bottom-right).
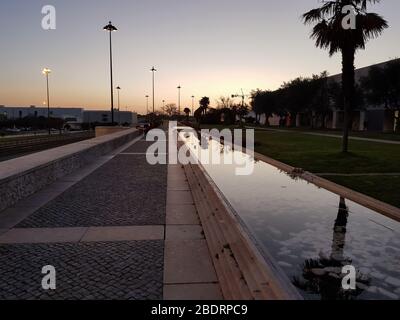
<box><xmin>0</xmin><ymin>241</ymin><xmax>164</xmax><ymax>300</ymax></box>
<box><xmin>18</xmin><ymin>150</ymin><xmax>167</xmax><ymax>228</ymax></box>
<box><xmin>0</xmin><ymin>137</ymin><xmax>173</xmax><ymax>300</ymax></box>
<box><xmin>123</xmin><ymin>140</ymin><xmax>165</xmax><ymax>154</ymax></box>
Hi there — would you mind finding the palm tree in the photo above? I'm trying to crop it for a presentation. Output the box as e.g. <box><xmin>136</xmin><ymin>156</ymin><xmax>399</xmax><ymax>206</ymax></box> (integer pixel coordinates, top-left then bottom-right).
<box><xmin>302</xmin><ymin>0</ymin><xmax>388</xmax><ymax>153</ymax></box>
<box><xmin>183</xmin><ymin>107</ymin><xmax>191</xmax><ymax>121</ymax></box>
<box><xmin>199</xmin><ymin>97</ymin><xmax>210</xmax><ymax>116</ymax></box>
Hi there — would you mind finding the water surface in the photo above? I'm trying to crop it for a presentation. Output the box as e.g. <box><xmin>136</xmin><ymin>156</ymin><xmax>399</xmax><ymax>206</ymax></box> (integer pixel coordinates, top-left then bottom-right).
<box><xmin>182</xmin><ymin>133</ymin><xmax>400</xmax><ymax>300</ymax></box>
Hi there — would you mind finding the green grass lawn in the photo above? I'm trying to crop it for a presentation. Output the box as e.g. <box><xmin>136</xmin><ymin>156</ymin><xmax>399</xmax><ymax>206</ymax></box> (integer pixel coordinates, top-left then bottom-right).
<box><xmin>326</xmin><ymin>175</ymin><xmax>400</xmax><ymax>208</ymax></box>
<box><xmin>247</xmin><ymin>125</ymin><xmax>400</xmax><ymax>141</ymax></box>
<box><xmin>254</xmin><ymin>131</ymin><xmax>400</xmax><ymax>174</ymax></box>
<box><xmin>254</xmin><ymin>131</ymin><xmax>400</xmax><ymax>207</ymax></box>
<box><xmin>200</xmin><ymin>124</ymin><xmax>400</xmax><ymax>208</ymax></box>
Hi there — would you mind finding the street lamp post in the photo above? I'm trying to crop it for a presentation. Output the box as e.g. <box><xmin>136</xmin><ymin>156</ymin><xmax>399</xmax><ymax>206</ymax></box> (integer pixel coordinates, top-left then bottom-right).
<box><xmin>103</xmin><ymin>21</ymin><xmax>118</xmax><ymax>125</ymax></box>
<box><xmin>145</xmin><ymin>95</ymin><xmax>149</xmax><ymax>115</ymax></box>
<box><xmin>42</xmin><ymin>68</ymin><xmax>51</xmax><ymax>135</ymax></box>
<box><xmin>191</xmin><ymin>95</ymin><xmax>195</xmax><ymax>116</ymax></box>
<box><xmin>151</xmin><ymin>67</ymin><xmax>157</xmax><ymax>114</ymax></box>
<box><xmin>177</xmin><ymin>86</ymin><xmax>181</xmax><ymax>115</ymax></box>
<box><xmin>116</xmin><ymin>86</ymin><xmax>121</xmax><ymax>125</ymax></box>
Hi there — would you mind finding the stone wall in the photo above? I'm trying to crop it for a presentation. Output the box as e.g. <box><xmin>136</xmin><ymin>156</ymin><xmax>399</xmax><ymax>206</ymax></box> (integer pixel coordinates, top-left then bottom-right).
<box><xmin>0</xmin><ymin>129</ymin><xmax>141</xmax><ymax>213</ymax></box>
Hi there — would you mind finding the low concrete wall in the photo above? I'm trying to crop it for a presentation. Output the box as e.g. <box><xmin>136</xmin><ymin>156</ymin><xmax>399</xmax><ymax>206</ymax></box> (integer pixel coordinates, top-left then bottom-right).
<box><xmin>0</xmin><ymin>128</ymin><xmax>141</xmax><ymax>213</ymax></box>
<box><xmin>95</xmin><ymin>126</ymin><xmax>131</xmax><ymax>138</ymax></box>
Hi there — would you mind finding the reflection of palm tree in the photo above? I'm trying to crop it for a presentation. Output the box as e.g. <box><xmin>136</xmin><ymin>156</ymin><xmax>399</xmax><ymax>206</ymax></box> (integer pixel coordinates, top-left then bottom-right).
<box><xmin>293</xmin><ymin>197</ymin><xmax>370</xmax><ymax>300</ymax></box>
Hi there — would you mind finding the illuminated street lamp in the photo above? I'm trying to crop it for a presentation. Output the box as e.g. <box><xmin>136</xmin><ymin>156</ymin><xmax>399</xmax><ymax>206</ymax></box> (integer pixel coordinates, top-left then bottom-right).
<box><xmin>116</xmin><ymin>86</ymin><xmax>121</xmax><ymax>124</ymax></box>
<box><xmin>177</xmin><ymin>85</ymin><xmax>181</xmax><ymax>115</ymax></box>
<box><xmin>151</xmin><ymin>67</ymin><xmax>157</xmax><ymax>114</ymax></box>
<box><xmin>42</xmin><ymin>68</ymin><xmax>51</xmax><ymax>135</ymax></box>
<box><xmin>103</xmin><ymin>21</ymin><xmax>118</xmax><ymax>125</ymax></box>
<box><xmin>145</xmin><ymin>95</ymin><xmax>149</xmax><ymax>115</ymax></box>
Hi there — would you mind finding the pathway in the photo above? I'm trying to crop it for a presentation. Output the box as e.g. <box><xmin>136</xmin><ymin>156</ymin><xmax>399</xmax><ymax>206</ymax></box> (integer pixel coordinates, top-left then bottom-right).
<box><xmin>0</xmin><ymin>134</ymin><xmax>222</xmax><ymax>300</ymax></box>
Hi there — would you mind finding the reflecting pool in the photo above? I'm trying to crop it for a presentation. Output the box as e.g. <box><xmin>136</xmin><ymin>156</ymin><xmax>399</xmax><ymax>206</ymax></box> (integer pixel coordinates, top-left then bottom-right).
<box><xmin>182</xmin><ymin>132</ymin><xmax>400</xmax><ymax>300</ymax></box>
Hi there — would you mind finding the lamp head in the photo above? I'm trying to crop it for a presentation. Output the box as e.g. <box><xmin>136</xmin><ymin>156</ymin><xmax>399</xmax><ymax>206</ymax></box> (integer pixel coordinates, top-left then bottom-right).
<box><xmin>42</xmin><ymin>68</ymin><xmax>51</xmax><ymax>75</ymax></box>
<box><xmin>103</xmin><ymin>21</ymin><xmax>117</xmax><ymax>32</ymax></box>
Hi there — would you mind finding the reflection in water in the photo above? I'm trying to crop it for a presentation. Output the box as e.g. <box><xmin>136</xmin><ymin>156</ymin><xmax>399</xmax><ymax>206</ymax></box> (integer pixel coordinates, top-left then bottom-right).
<box><xmin>293</xmin><ymin>198</ymin><xmax>370</xmax><ymax>300</ymax></box>
<box><xmin>181</xmin><ymin>132</ymin><xmax>400</xmax><ymax>300</ymax></box>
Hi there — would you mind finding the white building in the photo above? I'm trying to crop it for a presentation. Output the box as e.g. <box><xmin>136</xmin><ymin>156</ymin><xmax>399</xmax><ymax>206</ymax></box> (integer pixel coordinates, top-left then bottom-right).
<box><xmin>83</xmin><ymin>110</ymin><xmax>138</xmax><ymax>125</ymax></box>
<box><xmin>0</xmin><ymin>106</ymin><xmax>84</xmax><ymax>122</ymax></box>
<box><xmin>0</xmin><ymin>106</ymin><xmax>138</xmax><ymax>126</ymax></box>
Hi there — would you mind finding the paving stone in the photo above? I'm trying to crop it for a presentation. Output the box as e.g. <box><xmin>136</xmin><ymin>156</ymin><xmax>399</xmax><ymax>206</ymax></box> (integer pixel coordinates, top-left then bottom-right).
<box><xmin>82</xmin><ymin>226</ymin><xmax>164</xmax><ymax>242</ymax></box>
<box><xmin>164</xmin><ymin>240</ymin><xmax>218</xmax><ymax>284</ymax></box>
<box><xmin>0</xmin><ymin>228</ymin><xmax>88</xmax><ymax>244</ymax></box>
<box><xmin>166</xmin><ymin>226</ymin><xmax>204</xmax><ymax>240</ymax></box>
<box><xmin>167</xmin><ymin>191</ymin><xmax>194</xmax><ymax>205</ymax></box>
<box><xmin>17</xmin><ymin>155</ymin><xmax>167</xmax><ymax>228</ymax></box>
<box><xmin>166</xmin><ymin>205</ymin><xmax>199</xmax><ymax>225</ymax></box>
<box><xmin>123</xmin><ymin>141</ymin><xmax>159</xmax><ymax>154</ymax></box>
<box><xmin>0</xmin><ymin>207</ymin><xmax>39</xmax><ymax>229</ymax></box>
<box><xmin>167</xmin><ymin>179</ymin><xmax>190</xmax><ymax>191</ymax></box>
<box><xmin>0</xmin><ymin>241</ymin><xmax>164</xmax><ymax>300</ymax></box>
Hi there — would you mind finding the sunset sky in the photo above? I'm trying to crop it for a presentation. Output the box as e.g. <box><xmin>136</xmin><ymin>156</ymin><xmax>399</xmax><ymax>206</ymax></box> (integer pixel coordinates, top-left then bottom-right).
<box><xmin>0</xmin><ymin>0</ymin><xmax>399</xmax><ymax>114</ymax></box>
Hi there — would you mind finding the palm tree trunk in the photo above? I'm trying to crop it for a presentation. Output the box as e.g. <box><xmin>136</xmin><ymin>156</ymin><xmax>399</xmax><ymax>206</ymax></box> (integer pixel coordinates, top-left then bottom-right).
<box><xmin>341</xmin><ymin>46</ymin><xmax>356</xmax><ymax>153</ymax></box>
<box><xmin>330</xmin><ymin>197</ymin><xmax>349</xmax><ymax>262</ymax></box>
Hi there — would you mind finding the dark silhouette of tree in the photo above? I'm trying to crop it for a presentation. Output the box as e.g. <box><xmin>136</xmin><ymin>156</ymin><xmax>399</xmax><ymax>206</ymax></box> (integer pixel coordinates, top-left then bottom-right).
<box><xmin>236</xmin><ymin>103</ymin><xmax>249</xmax><ymax>125</ymax></box>
<box><xmin>162</xmin><ymin>103</ymin><xmax>178</xmax><ymax>117</ymax></box>
<box><xmin>250</xmin><ymin>90</ymin><xmax>277</xmax><ymax>126</ymax></box>
<box><xmin>361</xmin><ymin>59</ymin><xmax>400</xmax><ymax>131</ymax></box>
<box><xmin>216</xmin><ymin>96</ymin><xmax>234</xmax><ymax>110</ymax></box>
<box><xmin>309</xmin><ymin>72</ymin><xmax>331</xmax><ymax>129</ymax></box>
<box><xmin>199</xmin><ymin>97</ymin><xmax>210</xmax><ymax>116</ymax></box>
<box><xmin>303</xmin><ymin>0</ymin><xmax>388</xmax><ymax>152</ymax></box>
<box><xmin>183</xmin><ymin>107</ymin><xmax>191</xmax><ymax>121</ymax></box>
<box><xmin>293</xmin><ymin>197</ymin><xmax>370</xmax><ymax>300</ymax></box>
<box><xmin>280</xmin><ymin>77</ymin><xmax>314</xmax><ymax>127</ymax></box>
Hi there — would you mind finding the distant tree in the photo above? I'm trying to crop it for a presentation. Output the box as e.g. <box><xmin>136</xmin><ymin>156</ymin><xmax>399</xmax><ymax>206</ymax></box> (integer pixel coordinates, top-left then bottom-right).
<box><xmin>361</xmin><ymin>59</ymin><xmax>400</xmax><ymax>131</ymax></box>
<box><xmin>199</xmin><ymin>97</ymin><xmax>210</xmax><ymax>116</ymax></box>
<box><xmin>236</xmin><ymin>103</ymin><xmax>249</xmax><ymax>125</ymax></box>
<box><xmin>183</xmin><ymin>107</ymin><xmax>191</xmax><ymax>121</ymax></box>
<box><xmin>303</xmin><ymin>0</ymin><xmax>388</xmax><ymax>152</ymax></box>
<box><xmin>162</xmin><ymin>103</ymin><xmax>178</xmax><ymax>117</ymax></box>
<box><xmin>280</xmin><ymin>77</ymin><xmax>314</xmax><ymax>127</ymax></box>
<box><xmin>329</xmin><ymin>80</ymin><xmax>365</xmax><ymax>128</ymax></box>
<box><xmin>216</xmin><ymin>96</ymin><xmax>234</xmax><ymax>110</ymax></box>
<box><xmin>194</xmin><ymin>108</ymin><xmax>202</xmax><ymax>124</ymax></box>
<box><xmin>250</xmin><ymin>90</ymin><xmax>264</xmax><ymax>123</ymax></box>
<box><xmin>309</xmin><ymin>72</ymin><xmax>331</xmax><ymax>128</ymax></box>
<box><xmin>250</xmin><ymin>90</ymin><xmax>278</xmax><ymax>126</ymax></box>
